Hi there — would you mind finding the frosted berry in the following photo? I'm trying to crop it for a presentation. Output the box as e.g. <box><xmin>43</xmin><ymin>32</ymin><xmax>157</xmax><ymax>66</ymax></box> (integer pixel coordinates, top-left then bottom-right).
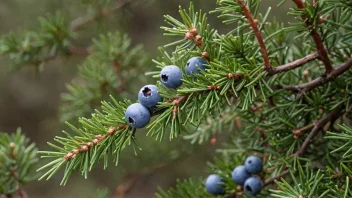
<box><xmin>244</xmin><ymin>156</ymin><xmax>263</xmax><ymax>174</ymax></box>
<box><xmin>243</xmin><ymin>176</ymin><xmax>263</xmax><ymax>196</ymax></box>
<box><xmin>160</xmin><ymin>66</ymin><xmax>183</xmax><ymax>88</ymax></box>
<box><xmin>231</xmin><ymin>165</ymin><xmax>251</xmax><ymax>185</ymax></box>
<box><xmin>185</xmin><ymin>57</ymin><xmax>207</xmax><ymax>77</ymax></box>
<box><xmin>205</xmin><ymin>174</ymin><xmax>224</xmax><ymax>196</ymax></box>
<box><xmin>125</xmin><ymin>103</ymin><xmax>150</xmax><ymax>128</ymax></box>
<box><xmin>138</xmin><ymin>85</ymin><xmax>162</xmax><ymax>108</ymax></box>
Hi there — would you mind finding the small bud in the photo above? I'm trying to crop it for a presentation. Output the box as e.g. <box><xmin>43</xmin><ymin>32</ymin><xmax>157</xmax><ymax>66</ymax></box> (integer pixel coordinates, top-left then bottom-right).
<box><xmin>87</xmin><ymin>142</ymin><xmax>93</xmax><ymax>147</ymax></box>
<box><xmin>344</xmin><ymin>54</ymin><xmax>350</xmax><ymax>59</ymax></box>
<box><xmin>292</xmin><ymin>129</ymin><xmax>300</xmax><ymax>135</ymax></box>
<box><xmin>194</xmin><ymin>35</ymin><xmax>202</xmax><ymax>45</ymax></box>
<box><xmin>210</xmin><ymin>138</ymin><xmax>217</xmax><ymax>145</ymax></box>
<box><xmin>81</xmin><ymin>145</ymin><xmax>89</xmax><ymax>152</ymax></box>
<box><xmin>172</xmin><ymin>107</ymin><xmax>178</xmax><ymax>119</ymax></box>
<box><xmin>302</xmin><ymin>70</ymin><xmax>309</xmax><ymax>77</ymax></box>
<box><xmin>326</xmin><ymin>15</ymin><xmax>331</xmax><ymax>20</ymax></box>
<box><xmin>227</xmin><ymin>73</ymin><xmax>233</xmax><ymax>79</ymax></box>
<box><xmin>107</xmin><ymin>127</ymin><xmax>116</xmax><ymax>135</ymax></box>
<box><xmin>119</xmin><ymin>125</ymin><xmax>126</xmax><ymax>130</ymax></box>
<box><xmin>9</xmin><ymin>142</ymin><xmax>16</xmax><ymax>149</ymax></box>
<box><xmin>317</xmin><ymin>16</ymin><xmax>324</xmax><ymax>24</ymax></box>
<box><xmin>253</xmin><ymin>19</ymin><xmax>258</xmax><ymax>25</ymax></box>
<box><xmin>64</xmin><ymin>152</ymin><xmax>74</xmax><ymax>160</ymax></box>
<box><xmin>299</xmin><ymin>196</ymin><xmax>304</xmax><ymax>198</ymax></box>
<box><xmin>172</xmin><ymin>107</ymin><xmax>178</xmax><ymax>113</ymax></box>
<box><xmin>172</xmin><ymin>100</ymin><xmax>180</xmax><ymax>106</ymax></box>
<box><xmin>234</xmin><ymin>74</ymin><xmax>241</xmax><ymax>79</ymax></box>
<box><xmin>251</xmin><ymin>105</ymin><xmax>257</xmax><ymax>112</ymax></box>
<box><xmin>201</xmin><ymin>52</ymin><xmax>209</xmax><ymax>60</ymax></box>
<box><xmin>92</xmin><ymin>139</ymin><xmax>99</xmax><ymax>145</ymax></box>
<box><xmin>236</xmin><ymin>185</ymin><xmax>243</xmax><ymax>191</ymax></box>
<box><xmin>185</xmin><ymin>31</ymin><xmax>193</xmax><ymax>39</ymax></box>
<box><xmin>72</xmin><ymin>149</ymin><xmax>80</xmax><ymax>154</ymax></box>
<box><xmin>207</xmin><ymin>85</ymin><xmax>213</xmax><ymax>90</ymax></box>
<box><xmin>96</xmin><ymin>134</ymin><xmax>103</xmax><ymax>140</ymax></box>
<box><xmin>191</xmin><ymin>28</ymin><xmax>198</xmax><ymax>36</ymax></box>
<box><xmin>235</xmin><ymin>118</ymin><xmax>242</xmax><ymax>128</ymax></box>
<box><xmin>195</xmin><ymin>35</ymin><xmax>202</xmax><ymax>41</ymax></box>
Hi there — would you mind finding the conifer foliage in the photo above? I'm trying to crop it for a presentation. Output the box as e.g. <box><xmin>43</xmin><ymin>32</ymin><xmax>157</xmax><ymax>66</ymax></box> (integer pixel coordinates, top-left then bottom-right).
<box><xmin>1</xmin><ymin>0</ymin><xmax>352</xmax><ymax>197</ymax></box>
<box><xmin>0</xmin><ymin>129</ymin><xmax>38</xmax><ymax>197</ymax></box>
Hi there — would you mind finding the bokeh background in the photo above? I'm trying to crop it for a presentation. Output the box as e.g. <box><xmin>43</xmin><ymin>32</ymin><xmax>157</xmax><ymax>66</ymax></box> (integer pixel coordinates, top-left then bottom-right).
<box><xmin>0</xmin><ymin>1</ymin><xmax>291</xmax><ymax>197</ymax></box>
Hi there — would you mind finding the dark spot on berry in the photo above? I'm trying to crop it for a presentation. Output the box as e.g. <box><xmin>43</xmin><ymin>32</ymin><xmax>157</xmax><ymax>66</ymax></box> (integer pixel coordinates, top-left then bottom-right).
<box><xmin>161</xmin><ymin>74</ymin><xmax>168</xmax><ymax>82</ymax></box>
<box><xmin>248</xmin><ymin>160</ymin><xmax>252</xmax><ymax>163</ymax></box>
<box><xmin>187</xmin><ymin>62</ymin><xmax>190</xmax><ymax>67</ymax></box>
<box><xmin>142</xmin><ymin>87</ymin><xmax>152</xmax><ymax>97</ymax></box>
<box><xmin>128</xmin><ymin>117</ymin><xmax>135</xmax><ymax>124</ymax></box>
<box><xmin>245</xmin><ymin>185</ymin><xmax>252</xmax><ymax>192</ymax></box>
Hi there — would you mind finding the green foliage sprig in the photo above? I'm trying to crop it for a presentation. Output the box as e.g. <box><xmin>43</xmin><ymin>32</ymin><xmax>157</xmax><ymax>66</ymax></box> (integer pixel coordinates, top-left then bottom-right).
<box><xmin>60</xmin><ymin>32</ymin><xmax>148</xmax><ymax>122</ymax></box>
<box><xmin>0</xmin><ymin>129</ymin><xmax>38</xmax><ymax>196</ymax></box>
<box><xmin>1</xmin><ymin>0</ymin><xmax>352</xmax><ymax>197</ymax></box>
<box><xmin>38</xmin><ymin>2</ymin><xmax>352</xmax><ymax>194</ymax></box>
<box><xmin>0</xmin><ymin>13</ymin><xmax>71</xmax><ymax>72</ymax></box>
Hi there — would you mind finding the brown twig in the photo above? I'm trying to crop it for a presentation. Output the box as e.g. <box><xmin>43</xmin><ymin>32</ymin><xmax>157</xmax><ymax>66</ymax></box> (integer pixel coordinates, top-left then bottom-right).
<box><xmin>292</xmin><ymin>105</ymin><xmax>344</xmax><ymax>157</ymax></box>
<box><xmin>264</xmin><ymin>170</ymin><xmax>290</xmax><ymax>186</ymax></box>
<box><xmin>172</xmin><ymin>95</ymin><xmax>189</xmax><ymax>106</ymax></box>
<box><xmin>236</xmin><ymin>0</ymin><xmax>271</xmax><ymax>71</ymax></box>
<box><xmin>292</xmin><ymin>0</ymin><xmax>333</xmax><ymax>73</ymax></box>
<box><xmin>68</xmin><ymin>47</ymin><xmax>92</xmax><ymax>56</ymax></box>
<box><xmin>268</xmin><ymin>52</ymin><xmax>319</xmax><ymax>75</ymax></box>
<box><xmin>292</xmin><ymin>123</ymin><xmax>314</xmax><ymax>139</ymax></box>
<box><xmin>64</xmin><ymin>125</ymin><xmax>126</xmax><ymax>161</ymax></box>
<box><xmin>114</xmin><ymin>176</ymin><xmax>138</xmax><ymax>198</ymax></box>
<box><xmin>1</xmin><ymin>188</ymin><xmax>28</xmax><ymax>198</ymax></box>
<box><xmin>279</xmin><ymin>58</ymin><xmax>352</xmax><ymax>94</ymax></box>
<box><xmin>70</xmin><ymin>0</ymin><xmax>133</xmax><ymax>32</ymax></box>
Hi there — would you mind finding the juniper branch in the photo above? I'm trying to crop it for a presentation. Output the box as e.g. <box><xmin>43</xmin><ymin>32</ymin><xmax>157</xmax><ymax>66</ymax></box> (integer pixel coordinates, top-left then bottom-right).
<box><xmin>278</xmin><ymin>58</ymin><xmax>352</xmax><ymax>94</ymax></box>
<box><xmin>269</xmin><ymin>52</ymin><xmax>319</xmax><ymax>75</ymax></box>
<box><xmin>0</xmin><ymin>144</ymin><xmax>28</xmax><ymax>198</ymax></box>
<box><xmin>293</xmin><ymin>104</ymin><xmax>345</xmax><ymax>157</ymax></box>
<box><xmin>264</xmin><ymin>169</ymin><xmax>290</xmax><ymax>186</ymax></box>
<box><xmin>292</xmin><ymin>0</ymin><xmax>333</xmax><ymax>73</ymax></box>
<box><xmin>292</xmin><ymin>123</ymin><xmax>314</xmax><ymax>139</ymax></box>
<box><xmin>236</xmin><ymin>0</ymin><xmax>271</xmax><ymax>71</ymax></box>
<box><xmin>0</xmin><ymin>131</ymin><xmax>37</xmax><ymax>198</ymax></box>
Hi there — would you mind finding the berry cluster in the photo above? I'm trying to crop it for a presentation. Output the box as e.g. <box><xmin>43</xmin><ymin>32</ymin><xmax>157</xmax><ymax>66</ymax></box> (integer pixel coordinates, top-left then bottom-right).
<box><xmin>205</xmin><ymin>156</ymin><xmax>264</xmax><ymax>197</ymax></box>
<box><xmin>232</xmin><ymin>156</ymin><xmax>263</xmax><ymax>196</ymax></box>
<box><xmin>124</xmin><ymin>57</ymin><xmax>208</xmax><ymax>128</ymax></box>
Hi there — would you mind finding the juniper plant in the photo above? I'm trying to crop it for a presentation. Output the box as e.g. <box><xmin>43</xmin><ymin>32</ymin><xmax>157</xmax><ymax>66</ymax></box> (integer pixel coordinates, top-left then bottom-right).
<box><xmin>1</xmin><ymin>0</ymin><xmax>352</xmax><ymax>197</ymax></box>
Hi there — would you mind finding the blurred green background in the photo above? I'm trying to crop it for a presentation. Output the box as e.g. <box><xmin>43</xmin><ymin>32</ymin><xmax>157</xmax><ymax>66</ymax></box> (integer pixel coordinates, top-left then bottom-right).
<box><xmin>0</xmin><ymin>0</ymin><xmax>291</xmax><ymax>197</ymax></box>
